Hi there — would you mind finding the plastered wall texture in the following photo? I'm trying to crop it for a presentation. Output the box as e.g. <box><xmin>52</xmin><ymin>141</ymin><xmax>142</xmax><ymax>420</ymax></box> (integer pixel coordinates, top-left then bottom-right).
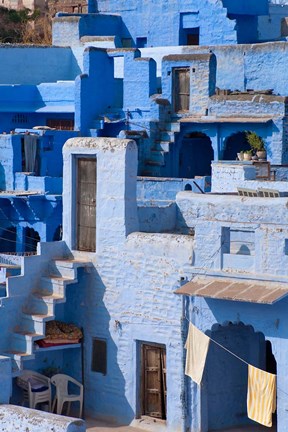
<box><xmin>211</xmin><ymin>162</ymin><xmax>288</xmax><ymax>193</ymax></box>
<box><xmin>89</xmin><ymin>0</ymin><xmax>268</xmax><ymax>46</ymax></box>
<box><xmin>174</xmin><ymin>190</ymin><xmax>288</xmax><ymax>430</ymax></box>
<box><xmin>60</xmin><ymin>138</ymin><xmax>288</xmax><ymax>431</ymax></box>
<box><xmin>66</xmin><ymin>41</ymin><xmax>288</xmax><ymax>170</ymax></box>
<box><xmin>3</xmin><ymin>1</ymin><xmax>288</xmax><ymax>429</ymax></box>
<box><xmin>0</xmin><ymin>46</ymin><xmax>80</xmax><ymax>85</ymax></box>
<box><xmin>0</xmin><ymin>405</ymin><xmax>85</xmax><ymax>432</ymax></box>
<box><xmin>62</xmin><ymin>138</ymin><xmax>194</xmax><ymax>431</ymax></box>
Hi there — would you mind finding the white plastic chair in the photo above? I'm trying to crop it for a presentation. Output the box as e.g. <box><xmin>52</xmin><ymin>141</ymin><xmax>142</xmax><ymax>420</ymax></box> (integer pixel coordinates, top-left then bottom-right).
<box><xmin>51</xmin><ymin>374</ymin><xmax>83</xmax><ymax>418</ymax></box>
<box><xmin>17</xmin><ymin>370</ymin><xmax>51</xmax><ymax>411</ymax></box>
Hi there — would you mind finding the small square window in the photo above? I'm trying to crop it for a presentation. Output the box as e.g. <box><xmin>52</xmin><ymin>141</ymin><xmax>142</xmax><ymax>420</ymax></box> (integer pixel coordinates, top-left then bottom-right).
<box><xmin>121</xmin><ymin>38</ymin><xmax>132</xmax><ymax>48</ymax></box>
<box><xmin>136</xmin><ymin>37</ymin><xmax>147</xmax><ymax>48</ymax></box>
<box><xmin>91</xmin><ymin>338</ymin><xmax>107</xmax><ymax>375</ymax></box>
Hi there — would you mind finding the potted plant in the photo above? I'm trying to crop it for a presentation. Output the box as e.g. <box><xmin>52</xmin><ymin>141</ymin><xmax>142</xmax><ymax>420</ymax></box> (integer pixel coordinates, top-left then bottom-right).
<box><xmin>245</xmin><ymin>131</ymin><xmax>266</xmax><ymax>159</ymax></box>
<box><xmin>237</xmin><ymin>151</ymin><xmax>244</xmax><ymax>161</ymax></box>
<box><xmin>243</xmin><ymin>149</ymin><xmax>253</xmax><ymax>161</ymax></box>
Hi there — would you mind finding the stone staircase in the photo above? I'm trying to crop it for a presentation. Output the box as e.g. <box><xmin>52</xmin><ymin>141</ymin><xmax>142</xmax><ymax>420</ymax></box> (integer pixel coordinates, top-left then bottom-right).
<box><xmin>142</xmin><ymin>121</ymin><xmax>181</xmax><ymax>176</ymax></box>
<box><xmin>4</xmin><ymin>258</ymin><xmax>92</xmax><ymax>375</ymax></box>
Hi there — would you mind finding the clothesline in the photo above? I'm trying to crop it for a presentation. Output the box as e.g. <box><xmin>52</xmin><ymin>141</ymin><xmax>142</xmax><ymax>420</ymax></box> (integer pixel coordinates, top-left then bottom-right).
<box><xmin>185</xmin><ymin>316</ymin><xmax>276</xmax><ymax>375</ymax></box>
<box><xmin>184</xmin><ymin>321</ymin><xmax>277</xmax><ymax>427</ymax></box>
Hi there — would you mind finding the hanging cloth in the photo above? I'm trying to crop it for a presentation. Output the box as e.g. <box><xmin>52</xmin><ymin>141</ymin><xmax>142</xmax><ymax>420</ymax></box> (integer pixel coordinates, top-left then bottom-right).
<box><xmin>24</xmin><ymin>134</ymin><xmax>38</xmax><ymax>172</ymax></box>
<box><xmin>247</xmin><ymin>364</ymin><xmax>276</xmax><ymax>427</ymax></box>
<box><xmin>184</xmin><ymin>322</ymin><xmax>210</xmax><ymax>385</ymax></box>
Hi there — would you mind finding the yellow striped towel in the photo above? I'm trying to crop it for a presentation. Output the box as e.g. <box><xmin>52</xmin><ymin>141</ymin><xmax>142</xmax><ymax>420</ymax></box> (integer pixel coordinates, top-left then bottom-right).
<box><xmin>247</xmin><ymin>364</ymin><xmax>276</xmax><ymax>427</ymax></box>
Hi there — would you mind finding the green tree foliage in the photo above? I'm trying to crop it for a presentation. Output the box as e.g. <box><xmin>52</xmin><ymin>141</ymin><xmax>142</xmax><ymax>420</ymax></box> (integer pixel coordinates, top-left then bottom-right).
<box><xmin>0</xmin><ymin>6</ymin><xmax>51</xmax><ymax>44</ymax></box>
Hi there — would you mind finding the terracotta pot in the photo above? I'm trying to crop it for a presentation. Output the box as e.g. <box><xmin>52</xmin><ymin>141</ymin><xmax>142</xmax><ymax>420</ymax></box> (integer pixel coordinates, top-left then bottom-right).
<box><xmin>243</xmin><ymin>153</ymin><xmax>252</xmax><ymax>161</ymax></box>
<box><xmin>256</xmin><ymin>150</ymin><xmax>266</xmax><ymax>160</ymax></box>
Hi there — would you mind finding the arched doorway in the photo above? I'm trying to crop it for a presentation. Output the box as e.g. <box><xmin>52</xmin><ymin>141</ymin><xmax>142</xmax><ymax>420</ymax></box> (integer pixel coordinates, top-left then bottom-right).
<box><xmin>223</xmin><ymin>131</ymin><xmax>251</xmax><ymax>160</ymax></box>
<box><xmin>24</xmin><ymin>227</ymin><xmax>40</xmax><ymax>252</ymax></box>
<box><xmin>203</xmin><ymin>322</ymin><xmax>276</xmax><ymax>431</ymax></box>
<box><xmin>179</xmin><ymin>132</ymin><xmax>213</xmax><ymax>178</ymax></box>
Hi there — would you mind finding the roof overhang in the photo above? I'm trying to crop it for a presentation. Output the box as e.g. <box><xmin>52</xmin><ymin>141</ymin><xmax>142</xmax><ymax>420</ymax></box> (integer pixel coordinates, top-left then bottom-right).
<box><xmin>180</xmin><ymin>117</ymin><xmax>273</xmax><ymax>124</ymax></box>
<box><xmin>175</xmin><ymin>277</ymin><xmax>288</xmax><ymax>304</ymax></box>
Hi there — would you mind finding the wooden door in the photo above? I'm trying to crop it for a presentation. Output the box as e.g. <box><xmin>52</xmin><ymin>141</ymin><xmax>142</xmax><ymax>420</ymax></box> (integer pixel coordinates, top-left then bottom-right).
<box><xmin>173</xmin><ymin>67</ymin><xmax>190</xmax><ymax>113</ymax></box>
<box><xmin>142</xmin><ymin>344</ymin><xmax>166</xmax><ymax>419</ymax></box>
<box><xmin>76</xmin><ymin>157</ymin><xmax>96</xmax><ymax>252</ymax></box>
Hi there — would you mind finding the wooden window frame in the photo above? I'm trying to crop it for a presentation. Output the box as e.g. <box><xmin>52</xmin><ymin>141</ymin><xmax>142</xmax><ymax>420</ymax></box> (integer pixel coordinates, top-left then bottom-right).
<box><xmin>173</xmin><ymin>67</ymin><xmax>190</xmax><ymax>113</ymax></box>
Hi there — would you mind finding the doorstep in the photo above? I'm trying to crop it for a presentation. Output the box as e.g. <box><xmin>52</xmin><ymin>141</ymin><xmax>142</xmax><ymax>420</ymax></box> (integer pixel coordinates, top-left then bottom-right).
<box><xmin>131</xmin><ymin>417</ymin><xmax>167</xmax><ymax>432</ymax></box>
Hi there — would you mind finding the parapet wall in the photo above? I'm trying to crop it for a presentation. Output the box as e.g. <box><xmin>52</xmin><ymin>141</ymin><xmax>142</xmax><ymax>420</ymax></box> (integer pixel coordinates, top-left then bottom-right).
<box><xmin>0</xmin><ymin>405</ymin><xmax>85</xmax><ymax>432</ymax></box>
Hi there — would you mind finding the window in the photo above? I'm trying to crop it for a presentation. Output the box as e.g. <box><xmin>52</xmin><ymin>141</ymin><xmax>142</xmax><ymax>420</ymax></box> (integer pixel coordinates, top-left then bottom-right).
<box><xmin>222</xmin><ymin>227</ymin><xmax>255</xmax><ymax>256</ymax></box>
<box><xmin>136</xmin><ymin>37</ymin><xmax>147</xmax><ymax>48</ymax></box>
<box><xmin>47</xmin><ymin>119</ymin><xmax>74</xmax><ymax>130</ymax></box>
<box><xmin>91</xmin><ymin>338</ymin><xmax>107</xmax><ymax>375</ymax></box>
<box><xmin>121</xmin><ymin>38</ymin><xmax>132</xmax><ymax>48</ymax></box>
<box><xmin>186</xmin><ymin>28</ymin><xmax>200</xmax><ymax>45</ymax></box>
<box><xmin>12</xmin><ymin>113</ymin><xmax>28</xmax><ymax>124</ymax></box>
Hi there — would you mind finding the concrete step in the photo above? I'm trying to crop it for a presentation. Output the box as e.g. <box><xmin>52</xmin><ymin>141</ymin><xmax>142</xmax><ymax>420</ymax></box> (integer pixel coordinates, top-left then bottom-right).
<box><xmin>2</xmin><ymin>258</ymin><xmax>92</xmax><ymax>373</ymax></box>
<box><xmin>153</xmin><ymin>140</ymin><xmax>171</xmax><ymax>152</ymax></box>
<box><xmin>139</xmin><ymin>170</ymin><xmax>155</xmax><ymax>177</ymax></box>
<box><xmin>160</xmin><ymin>121</ymin><xmax>181</xmax><ymax>132</ymax></box>
<box><xmin>25</xmin><ymin>292</ymin><xmax>65</xmax><ymax>315</ymax></box>
<box><xmin>4</xmin><ymin>351</ymin><xmax>34</xmax><ymax>375</ymax></box>
<box><xmin>149</xmin><ymin>150</ymin><xmax>166</xmax><ymax>164</ymax></box>
<box><xmin>40</xmin><ymin>276</ymin><xmax>74</xmax><ymax>296</ymax></box>
<box><xmin>144</xmin><ymin>159</ymin><xmax>165</xmax><ymax>167</ymax></box>
<box><xmin>160</xmin><ymin>131</ymin><xmax>176</xmax><ymax>142</ymax></box>
<box><xmin>20</xmin><ymin>312</ymin><xmax>53</xmax><ymax>335</ymax></box>
<box><xmin>11</xmin><ymin>331</ymin><xmax>42</xmax><ymax>355</ymax></box>
<box><xmin>0</xmin><ymin>265</ymin><xmax>21</xmax><ymax>283</ymax></box>
<box><xmin>47</xmin><ymin>260</ymin><xmax>76</xmax><ymax>279</ymax></box>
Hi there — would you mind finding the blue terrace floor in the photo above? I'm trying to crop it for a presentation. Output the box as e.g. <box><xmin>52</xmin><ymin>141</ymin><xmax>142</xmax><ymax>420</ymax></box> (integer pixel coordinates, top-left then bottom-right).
<box><xmin>86</xmin><ymin>419</ymin><xmax>276</xmax><ymax>432</ymax></box>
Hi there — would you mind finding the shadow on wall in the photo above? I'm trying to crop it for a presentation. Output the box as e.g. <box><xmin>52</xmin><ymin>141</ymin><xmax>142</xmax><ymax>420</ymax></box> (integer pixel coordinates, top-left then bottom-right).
<box><xmin>203</xmin><ymin>320</ymin><xmax>274</xmax><ymax>431</ymax></box>
<box><xmin>0</xmin><ymin>163</ymin><xmax>6</xmax><ymax>190</ymax></box>
<box><xmin>64</xmin><ymin>266</ymin><xmax>135</xmax><ymax>423</ymax></box>
<box><xmin>0</xmin><ymin>226</ymin><xmax>16</xmax><ymax>252</ymax></box>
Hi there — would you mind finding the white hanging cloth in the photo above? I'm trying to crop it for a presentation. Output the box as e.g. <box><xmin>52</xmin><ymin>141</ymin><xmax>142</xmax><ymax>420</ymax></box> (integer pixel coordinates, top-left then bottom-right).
<box><xmin>184</xmin><ymin>322</ymin><xmax>210</xmax><ymax>385</ymax></box>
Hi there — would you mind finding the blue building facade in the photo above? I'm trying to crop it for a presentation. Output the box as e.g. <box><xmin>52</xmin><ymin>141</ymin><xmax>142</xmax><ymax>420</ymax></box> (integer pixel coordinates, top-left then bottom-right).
<box><xmin>1</xmin><ymin>1</ymin><xmax>288</xmax><ymax>432</ymax></box>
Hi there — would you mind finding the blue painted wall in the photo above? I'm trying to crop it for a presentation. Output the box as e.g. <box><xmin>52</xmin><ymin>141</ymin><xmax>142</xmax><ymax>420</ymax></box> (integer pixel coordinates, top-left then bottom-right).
<box><xmin>83</xmin><ymin>0</ymin><xmax>271</xmax><ymax>47</ymax></box>
<box><xmin>75</xmin><ymin>48</ymin><xmax>115</xmax><ymax>135</ymax></box>
<box><xmin>85</xmin><ymin>0</ymin><xmax>239</xmax><ymax>46</ymax></box>
<box><xmin>0</xmin><ymin>46</ymin><xmax>81</xmax><ymax>84</ymax></box>
<box><xmin>223</xmin><ymin>0</ymin><xmax>268</xmax><ymax>15</ymax></box>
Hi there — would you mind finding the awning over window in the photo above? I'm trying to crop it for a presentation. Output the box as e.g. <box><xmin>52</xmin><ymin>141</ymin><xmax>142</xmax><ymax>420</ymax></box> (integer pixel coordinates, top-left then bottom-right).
<box><xmin>175</xmin><ymin>277</ymin><xmax>288</xmax><ymax>304</ymax></box>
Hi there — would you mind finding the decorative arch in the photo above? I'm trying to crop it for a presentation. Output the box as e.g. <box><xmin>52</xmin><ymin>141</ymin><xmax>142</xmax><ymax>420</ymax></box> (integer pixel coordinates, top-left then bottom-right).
<box><xmin>222</xmin><ymin>131</ymin><xmax>251</xmax><ymax>160</ymax></box>
<box><xmin>179</xmin><ymin>132</ymin><xmax>214</xmax><ymax>178</ymax></box>
<box><xmin>202</xmin><ymin>321</ymin><xmax>276</xmax><ymax>431</ymax></box>
<box><xmin>24</xmin><ymin>227</ymin><xmax>40</xmax><ymax>252</ymax></box>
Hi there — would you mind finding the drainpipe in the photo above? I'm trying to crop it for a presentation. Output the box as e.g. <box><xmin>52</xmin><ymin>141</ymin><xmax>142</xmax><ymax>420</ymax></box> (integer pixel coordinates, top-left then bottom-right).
<box><xmin>180</xmin><ymin>278</ymin><xmax>188</xmax><ymax>432</ymax></box>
